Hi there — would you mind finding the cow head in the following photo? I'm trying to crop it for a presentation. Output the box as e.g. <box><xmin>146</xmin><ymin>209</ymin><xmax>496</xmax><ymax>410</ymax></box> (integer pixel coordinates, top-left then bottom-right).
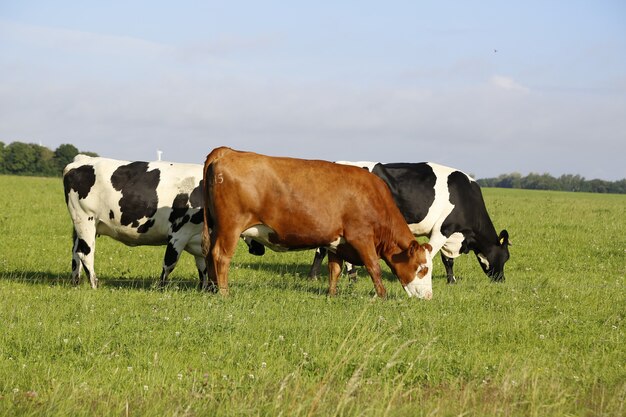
<box><xmin>391</xmin><ymin>241</ymin><xmax>434</xmax><ymax>299</ymax></box>
<box><xmin>476</xmin><ymin>229</ymin><xmax>510</xmax><ymax>282</ymax></box>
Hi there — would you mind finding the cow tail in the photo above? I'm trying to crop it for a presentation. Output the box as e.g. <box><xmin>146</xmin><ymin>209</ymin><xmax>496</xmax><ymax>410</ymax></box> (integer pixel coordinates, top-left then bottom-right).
<box><xmin>201</xmin><ymin>146</ymin><xmax>231</xmax><ymax>258</ymax></box>
<box><xmin>201</xmin><ymin>162</ymin><xmax>213</xmax><ymax>259</ymax></box>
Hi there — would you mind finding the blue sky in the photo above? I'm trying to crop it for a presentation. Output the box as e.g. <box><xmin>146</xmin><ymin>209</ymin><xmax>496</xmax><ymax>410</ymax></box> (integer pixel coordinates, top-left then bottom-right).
<box><xmin>1</xmin><ymin>1</ymin><xmax>625</xmax><ymax>180</ymax></box>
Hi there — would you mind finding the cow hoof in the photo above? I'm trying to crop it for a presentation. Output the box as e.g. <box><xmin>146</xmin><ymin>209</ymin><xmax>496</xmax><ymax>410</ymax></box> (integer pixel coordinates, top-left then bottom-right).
<box><xmin>202</xmin><ymin>282</ymin><xmax>219</xmax><ymax>293</ymax></box>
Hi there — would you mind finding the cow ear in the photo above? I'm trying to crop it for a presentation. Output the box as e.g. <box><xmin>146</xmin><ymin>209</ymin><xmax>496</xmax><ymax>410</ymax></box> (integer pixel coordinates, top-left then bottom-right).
<box><xmin>408</xmin><ymin>240</ymin><xmax>419</xmax><ymax>257</ymax></box>
<box><xmin>423</xmin><ymin>243</ymin><xmax>432</xmax><ymax>253</ymax></box>
<box><xmin>499</xmin><ymin>230</ymin><xmax>511</xmax><ymax>247</ymax></box>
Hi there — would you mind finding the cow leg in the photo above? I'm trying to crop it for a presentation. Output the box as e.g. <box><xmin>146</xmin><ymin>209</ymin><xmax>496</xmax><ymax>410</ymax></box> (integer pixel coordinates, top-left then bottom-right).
<box><xmin>345</xmin><ymin>236</ymin><xmax>386</xmax><ymax>297</ymax></box>
<box><xmin>193</xmin><ymin>255</ymin><xmax>207</xmax><ymax>290</ymax></box>
<box><xmin>345</xmin><ymin>262</ymin><xmax>358</xmax><ymax>283</ymax></box>
<box><xmin>202</xmin><ymin>244</ymin><xmax>218</xmax><ymax>292</ymax></box>
<box><xmin>308</xmin><ymin>247</ymin><xmax>327</xmax><ymax>279</ymax></box>
<box><xmin>364</xmin><ymin>262</ymin><xmax>386</xmax><ymax>298</ymax></box>
<box><xmin>327</xmin><ymin>251</ymin><xmax>343</xmax><ymax>296</ymax></box>
<box><xmin>207</xmin><ymin>232</ymin><xmax>239</xmax><ymax>295</ymax></box>
<box><xmin>440</xmin><ymin>232</ymin><xmax>465</xmax><ymax>284</ymax></box>
<box><xmin>441</xmin><ymin>254</ymin><xmax>456</xmax><ymax>284</ymax></box>
<box><xmin>72</xmin><ymin>225</ymin><xmax>98</xmax><ymax>289</ymax></box>
<box><xmin>71</xmin><ymin>230</ymin><xmax>83</xmax><ymax>285</ymax></box>
<box><xmin>159</xmin><ymin>235</ymin><xmax>187</xmax><ymax>287</ymax></box>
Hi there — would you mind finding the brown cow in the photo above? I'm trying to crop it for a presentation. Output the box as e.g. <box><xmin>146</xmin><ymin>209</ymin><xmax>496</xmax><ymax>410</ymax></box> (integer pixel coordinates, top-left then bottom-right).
<box><xmin>201</xmin><ymin>147</ymin><xmax>434</xmax><ymax>299</ymax></box>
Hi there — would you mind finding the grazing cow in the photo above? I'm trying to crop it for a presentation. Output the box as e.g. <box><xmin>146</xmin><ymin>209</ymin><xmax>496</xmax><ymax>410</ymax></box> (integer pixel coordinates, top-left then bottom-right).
<box><xmin>63</xmin><ymin>155</ymin><xmax>211</xmax><ymax>288</ymax></box>
<box><xmin>201</xmin><ymin>147</ymin><xmax>434</xmax><ymax>299</ymax></box>
<box><xmin>309</xmin><ymin>161</ymin><xmax>510</xmax><ymax>283</ymax></box>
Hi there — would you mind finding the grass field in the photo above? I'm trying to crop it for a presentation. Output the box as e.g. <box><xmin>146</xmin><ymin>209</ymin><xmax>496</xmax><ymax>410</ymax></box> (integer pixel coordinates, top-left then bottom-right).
<box><xmin>0</xmin><ymin>174</ymin><xmax>624</xmax><ymax>416</ymax></box>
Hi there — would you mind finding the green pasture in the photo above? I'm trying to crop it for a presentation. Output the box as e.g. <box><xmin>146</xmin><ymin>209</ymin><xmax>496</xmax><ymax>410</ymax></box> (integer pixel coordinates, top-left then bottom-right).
<box><xmin>0</xmin><ymin>174</ymin><xmax>624</xmax><ymax>416</ymax></box>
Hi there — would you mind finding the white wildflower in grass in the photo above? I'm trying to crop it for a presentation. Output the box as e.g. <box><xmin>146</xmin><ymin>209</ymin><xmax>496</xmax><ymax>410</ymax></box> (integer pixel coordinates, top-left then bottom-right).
<box><xmin>261</xmin><ymin>362</ymin><xmax>267</xmax><ymax>368</ymax></box>
<box><xmin>278</xmin><ymin>335</ymin><xmax>285</xmax><ymax>342</ymax></box>
<box><xmin>539</xmin><ymin>334</ymin><xmax>546</xmax><ymax>340</ymax></box>
<box><xmin>127</xmin><ymin>367</ymin><xmax>133</xmax><ymax>372</ymax></box>
<box><xmin>177</xmin><ymin>373</ymin><xmax>183</xmax><ymax>381</ymax></box>
<box><xmin>63</xmin><ymin>339</ymin><xmax>69</xmax><ymax>344</ymax></box>
<box><xmin>248</xmin><ymin>374</ymin><xmax>255</xmax><ymax>380</ymax></box>
<box><xmin>175</xmin><ymin>331</ymin><xmax>181</xmax><ymax>336</ymax></box>
<box><xmin>143</xmin><ymin>385</ymin><xmax>149</xmax><ymax>391</ymax></box>
<box><xmin>13</xmin><ymin>388</ymin><xmax>19</xmax><ymax>394</ymax></box>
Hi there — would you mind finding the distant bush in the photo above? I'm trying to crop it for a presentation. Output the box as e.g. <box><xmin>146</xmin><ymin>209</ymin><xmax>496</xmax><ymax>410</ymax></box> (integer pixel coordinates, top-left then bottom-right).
<box><xmin>0</xmin><ymin>141</ymin><xmax>98</xmax><ymax>177</ymax></box>
<box><xmin>478</xmin><ymin>172</ymin><xmax>626</xmax><ymax>194</ymax></box>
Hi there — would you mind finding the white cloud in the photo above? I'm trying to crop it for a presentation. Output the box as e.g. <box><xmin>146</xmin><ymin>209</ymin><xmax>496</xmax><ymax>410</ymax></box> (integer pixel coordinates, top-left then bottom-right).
<box><xmin>489</xmin><ymin>75</ymin><xmax>530</xmax><ymax>93</ymax></box>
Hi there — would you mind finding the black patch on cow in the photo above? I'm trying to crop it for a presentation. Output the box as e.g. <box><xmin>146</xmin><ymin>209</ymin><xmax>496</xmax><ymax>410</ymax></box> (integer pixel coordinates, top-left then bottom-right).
<box><xmin>169</xmin><ymin>193</ymin><xmax>193</xmax><ymax>233</ymax></box>
<box><xmin>189</xmin><ymin>180</ymin><xmax>204</xmax><ymax>208</ymax></box>
<box><xmin>164</xmin><ymin>241</ymin><xmax>179</xmax><ymax>268</ymax></box>
<box><xmin>137</xmin><ymin>219</ymin><xmax>156</xmax><ymax>234</ymax></box>
<box><xmin>190</xmin><ymin>209</ymin><xmax>204</xmax><ymax>224</ymax></box>
<box><xmin>248</xmin><ymin>240</ymin><xmax>266</xmax><ymax>256</ymax></box>
<box><xmin>76</xmin><ymin>238</ymin><xmax>91</xmax><ymax>255</ymax></box>
<box><xmin>63</xmin><ymin>165</ymin><xmax>96</xmax><ymax>204</ymax></box>
<box><xmin>109</xmin><ymin>210</ymin><xmax>115</xmax><ymax>220</ymax></box>
<box><xmin>442</xmin><ymin>171</ymin><xmax>496</xmax><ymax>247</ymax></box>
<box><xmin>110</xmin><ymin>162</ymin><xmax>160</xmax><ymax>232</ymax></box>
<box><xmin>371</xmin><ymin>163</ymin><xmax>437</xmax><ymax>225</ymax></box>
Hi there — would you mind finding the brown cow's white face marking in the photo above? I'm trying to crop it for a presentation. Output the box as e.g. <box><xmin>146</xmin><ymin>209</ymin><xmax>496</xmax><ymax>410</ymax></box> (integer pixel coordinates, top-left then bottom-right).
<box><xmin>403</xmin><ymin>247</ymin><xmax>434</xmax><ymax>299</ymax></box>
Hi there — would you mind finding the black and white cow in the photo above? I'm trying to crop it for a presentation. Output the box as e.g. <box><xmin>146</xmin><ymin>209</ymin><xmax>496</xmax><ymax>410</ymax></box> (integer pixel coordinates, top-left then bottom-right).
<box><xmin>63</xmin><ymin>155</ymin><xmax>208</xmax><ymax>288</ymax></box>
<box><xmin>309</xmin><ymin>161</ymin><xmax>510</xmax><ymax>283</ymax></box>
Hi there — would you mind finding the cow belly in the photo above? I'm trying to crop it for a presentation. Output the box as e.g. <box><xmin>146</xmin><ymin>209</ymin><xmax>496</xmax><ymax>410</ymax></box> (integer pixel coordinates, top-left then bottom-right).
<box><xmin>242</xmin><ymin>224</ymin><xmax>342</xmax><ymax>253</ymax></box>
<box><xmin>96</xmin><ymin>222</ymin><xmax>167</xmax><ymax>246</ymax></box>
<box><xmin>242</xmin><ymin>225</ymin><xmax>290</xmax><ymax>252</ymax></box>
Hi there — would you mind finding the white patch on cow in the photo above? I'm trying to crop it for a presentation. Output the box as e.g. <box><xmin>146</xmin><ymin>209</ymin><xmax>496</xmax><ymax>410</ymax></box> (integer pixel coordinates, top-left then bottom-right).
<box><xmin>242</xmin><ymin>225</ymin><xmax>345</xmax><ymax>254</ymax></box>
<box><xmin>477</xmin><ymin>253</ymin><xmax>490</xmax><ymax>269</ymax></box>
<box><xmin>335</xmin><ymin>161</ymin><xmax>379</xmax><ymax>171</ymax></box>
<box><xmin>178</xmin><ymin>177</ymin><xmax>197</xmax><ymax>195</ymax></box>
<box><xmin>326</xmin><ymin>236</ymin><xmax>346</xmax><ymax>252</ymax></box>
<box><xmin>441</xmin><ymin>232</ymin><xmax>465</xmax><ymax>259</ymax></box>
<box><xmin>241</xmin><ymin>225</ymin><xmax>289</xmax><ymax>252</ymax></box>
<box><xmin>407</xmin><ymin>164</ymin><xmax>456</xmax><ymax>238</ymax></box>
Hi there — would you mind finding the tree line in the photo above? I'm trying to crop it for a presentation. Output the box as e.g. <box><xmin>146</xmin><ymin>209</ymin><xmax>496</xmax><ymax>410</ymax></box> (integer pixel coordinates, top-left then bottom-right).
<box><xmin>0</xmin><ymin>141</ymin><xmax>98</xmax><ymax>177</ymax></box>
<box><xmin>1</xmin><ymin>141</ymin><xmax>625</xmax><ymax>194</ymax></box>
<box><xmin>477</xmin><ymin>172</ymin><xmax>626</xmax><ymax>194</ymax></box>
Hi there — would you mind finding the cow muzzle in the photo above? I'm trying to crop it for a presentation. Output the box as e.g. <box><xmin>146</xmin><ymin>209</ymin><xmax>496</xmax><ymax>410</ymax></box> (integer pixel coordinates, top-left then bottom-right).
<box><xmin>403</xmin><ymin>273</ymin><xmax>433</xmax><ymax>300</ymax></box>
